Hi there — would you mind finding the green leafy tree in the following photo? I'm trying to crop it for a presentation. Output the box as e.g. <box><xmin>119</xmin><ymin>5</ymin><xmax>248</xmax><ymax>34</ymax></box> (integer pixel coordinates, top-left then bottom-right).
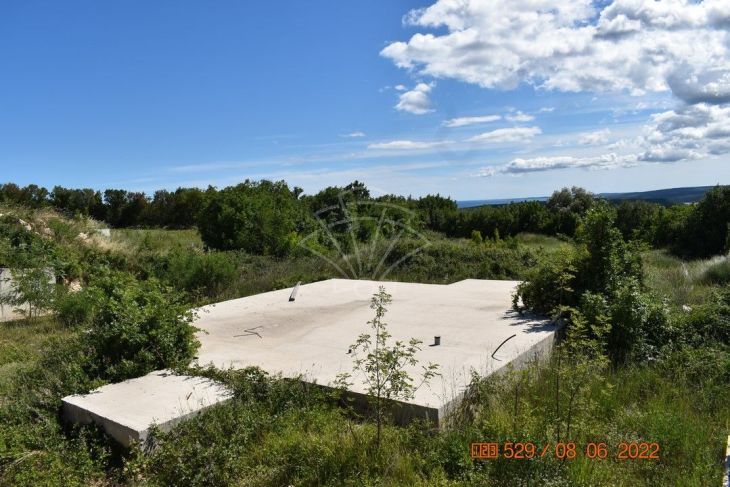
<box><xmin>0</xmin><ymin>267</ymin><xmax>56</xmax><ymax>321</ymax></box>
<box><xmin>198</xmin><ymin>180</ymin><xmax>299</xmax><ymax>256</ymax></box>
<box><xmin>575</xmin><ymin>204</ymin><xmax>643</xmax><ymax>295</ymax></box>
<box><xmin>678</xmin><ymin>185</ymin><xmax>730</xmax><ymax>257</ymax></box>
<box><xmin>546</xmin><ymin>186</ymin><xmax>596</xmax><ymax>236</ymax></box>
<box><xmin>336</xmin><ymin>286</ymin><xmax>439</xmax><ymax>448</ymax></box>
<box><xmin>415</xmin><ymin>194</ymin><xmax>458</xmax><ymax>232</ymax></box>
<box><xmin>515</xmin><ymin>204</ymin><xmax>666</xmax><ymax>364</ymax></box>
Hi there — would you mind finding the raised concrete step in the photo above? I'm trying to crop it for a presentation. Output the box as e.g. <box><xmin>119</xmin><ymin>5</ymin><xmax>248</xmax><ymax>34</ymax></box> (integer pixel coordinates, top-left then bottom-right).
<box><xmin>62</xmin><ymin>370</ymin><xmax>232</xmax><ymax>447</ymax></box>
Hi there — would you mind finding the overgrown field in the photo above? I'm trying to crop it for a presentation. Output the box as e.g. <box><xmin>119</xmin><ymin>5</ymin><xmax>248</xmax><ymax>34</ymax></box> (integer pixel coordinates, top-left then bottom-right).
<box><xmin>1</xmin><ymin>199</ymin><xmax>729</xmax><ymax>486</ymax></box>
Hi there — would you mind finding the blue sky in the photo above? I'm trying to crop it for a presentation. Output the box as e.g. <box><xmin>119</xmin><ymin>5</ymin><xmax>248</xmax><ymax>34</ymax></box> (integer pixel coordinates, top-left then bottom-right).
<box><xmin>1</xmin><ymin>0</ymin><xmax>728</xmax><ymax>199</ymax></box>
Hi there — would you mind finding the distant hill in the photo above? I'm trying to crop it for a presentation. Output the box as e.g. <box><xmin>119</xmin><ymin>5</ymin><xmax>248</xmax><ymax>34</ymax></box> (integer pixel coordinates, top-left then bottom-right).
<box><xmin>599</xmin><ymin>186</ymin><xmax>716</xmax><ymax>205</ymax></box>
<box><xmin>457</xmin><ymin>185</ymin><xmax>717</xmax><ymax>208</ymax></box>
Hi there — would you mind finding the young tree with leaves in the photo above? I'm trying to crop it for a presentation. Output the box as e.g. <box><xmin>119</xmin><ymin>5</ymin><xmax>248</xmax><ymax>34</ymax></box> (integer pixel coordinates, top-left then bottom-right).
<box><xmin>336</xmin><ymin>286</ymin><xmax>439</xmax><ymax>448</ymax></box>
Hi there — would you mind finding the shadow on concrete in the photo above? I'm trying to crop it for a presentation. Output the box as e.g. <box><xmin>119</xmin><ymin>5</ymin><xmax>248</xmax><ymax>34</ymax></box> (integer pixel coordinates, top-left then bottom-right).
<box><xmin>499</xmin><ymin>309</ymin><xmax>555</xmax><ymax>333</ymax></box>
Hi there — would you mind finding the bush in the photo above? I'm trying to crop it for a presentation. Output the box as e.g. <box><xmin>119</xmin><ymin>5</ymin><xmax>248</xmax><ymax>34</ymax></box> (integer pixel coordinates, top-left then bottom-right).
<box><xmin>381</xmin><ymin>238</ymin><xmax>537</xmax><ymax>283</ymax></box>
<box><xmin>198</xmin><ymin>180</ymin><xmax>300</xmax><ymax>256</ymax></box>
<box><xmin>83</xmin><ymin>272</ymin><xmax>199</xmax><ymax>382</ymax></box>
<box><xmin>606</xmin><ymin>280</ymin><xmax>671</xmax><ymax>363</ymax></box>
<box><xmin>159</xmin><ymin>249</ymin><xmax>238</xmax><ymax>298</ymax></box>
<box><xmin>680</xmin><ymin>287</ymin><xmax>730</xmax><ymax>347</ymax></box>
<box><xmin>513</xmin><ymin>246</ymin><xmax>580</xmax><ymax>314</ymax></box>
<box><xmin>674</xmin><ymin>185</ymin><xmax>730</xmax><ymax>257</ymax></box>
<box><xmin>55</xmin><ymin>288</ymin><xmax>95</xmax><ymax>327</ymax></box>
<box><xmin>514</xmin><ymin>205</ymin><xmax>670</xmax><ymax>364</ymax></box>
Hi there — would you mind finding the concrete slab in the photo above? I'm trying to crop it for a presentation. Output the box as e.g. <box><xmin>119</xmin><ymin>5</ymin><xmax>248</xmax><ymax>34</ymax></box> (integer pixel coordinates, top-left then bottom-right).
<box><xmin>193</xmin><ymin>278</ymin><xmax>555</xmax><ymax>422</ymax></box>
<box><xmin>62</xmin><ymin>370</ymin><xmax>232</xmax><ymax>447</ymax></box>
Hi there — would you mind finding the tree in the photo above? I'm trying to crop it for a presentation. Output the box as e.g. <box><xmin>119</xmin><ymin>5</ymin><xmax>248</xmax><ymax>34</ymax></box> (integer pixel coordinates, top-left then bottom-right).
<box><xmin>336</xmin><ymin>286</ymin><xmax>439</xmax><ymax>448</ymax></box>
<box><xmin>103</xmin><ymin>189</ymin><xmax>129</xmax><ymax>227</ymax></box>
<box><xmin>0</xmin><ymin>267</ymin><xmax>56</xmax><ymax>322</ymax></box>
<box><xmin>415</xmin><ymin>194</ymin><xmax>458</xmax><ymax>232</ymax></box>
<box><xmin>0</xmin><ymin>218</ymin><xmax>58</xmax><ymax>322</ymax></box>
<box><xmin>615</xmin><ymin>200</ymin><xmax>661</xmax><ymax>242</ymax></box>
<box><xmin>546</xmin><ymin>186</ymin><xmax>596</xmax><ymax>236</ymax></box>
<box><xmin>575</xmin><ymin>204</ymin><xmax>643</xmax><ymax>295</ymax></box>
<box><xmin>678</xmin><ymin>185</ymin><xmax>730</xmax><ymax>257</ymax></box>
<box><xmin>198</xmin><ymin>180</ymin><xmax>299</xmax><ymax>256</ymax></box>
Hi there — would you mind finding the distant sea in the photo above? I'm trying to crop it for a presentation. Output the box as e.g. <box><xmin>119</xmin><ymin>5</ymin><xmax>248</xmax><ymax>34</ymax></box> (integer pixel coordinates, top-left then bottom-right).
<box><xmin>456</xmin><ymin>197</ymin><xmax>547</xmax><ymax>208</ymax></box>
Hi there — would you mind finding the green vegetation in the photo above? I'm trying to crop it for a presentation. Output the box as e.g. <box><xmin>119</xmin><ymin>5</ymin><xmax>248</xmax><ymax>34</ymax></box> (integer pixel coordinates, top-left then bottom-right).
<box><xmin>111</xmin><ymin>228</ymin><xmax>203</xmax><ymax>254</ymax></box>
<box><xmin>1</xmin><ymin>181</ymin><xmax>729</xmax><ymax>485</ymax></box>
<box><xmin>198</xmin><ymin>180</ymin><xmax>302</xmax><ymax>255</ymax></box>
<box><xmin>335</xmin><ymin>286</ymin><xmax>439</xmax><ymax>448</ymax></box>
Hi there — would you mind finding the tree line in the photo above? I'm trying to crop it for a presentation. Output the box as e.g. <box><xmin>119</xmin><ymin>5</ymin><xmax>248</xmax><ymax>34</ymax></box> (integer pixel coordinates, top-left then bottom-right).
<box><xmin>1</xmin><ymin>181</ymin><xmax>728</xmax><ymax>258</ymax></box>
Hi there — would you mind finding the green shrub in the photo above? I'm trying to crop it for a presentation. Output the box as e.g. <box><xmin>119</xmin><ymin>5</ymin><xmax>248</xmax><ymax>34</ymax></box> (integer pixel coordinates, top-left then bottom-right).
<box><xmin>83</xmin><ymin>272</ymin><xmax>199</xmax><ymax>381</ymax></box>
<box><xmin>675</xmin><ymin>185</ymin><xmax>730</xmax><ymax>257</ymax></box>
<box><xmin>513</xmin><ymin>246</ymin><xmax>580</xmax><ymax>314</ymax></box>
<box><xmin>680</xmin><ymin>286</ymin><xmax>730</xmax><ymax>347</ymax></box>
<box><xmin>605</xmin><ymin>280</ymin><xmax>671</xmax><ymax>363</ymax></box>
<box><xmin>46</xmin><ymin>217</ymin><xmax>79</xmax><ymax>242</ymax></box>
<box><xmin>381</xmin><ymin>238</ymin><xmax>537</xmax><ymax>283</ymax></box>
<box><xmin>198</xmin><ymin>180</ymin><xmax>300</xmax><ymax>256</ymax></box>
<box><xmin>160</xmin><ymin>249</ymin><xmax>238</xmax><ymax>297</ymax></box>
<box><xmin>55</xmin><ymin>288</ymin><xmax>95</xmax><ymax>327</ymax></box>
<box><xmin>514</xmin><ymin>205</ymin><xmax>668</xmax><ymax>363</ymax></box>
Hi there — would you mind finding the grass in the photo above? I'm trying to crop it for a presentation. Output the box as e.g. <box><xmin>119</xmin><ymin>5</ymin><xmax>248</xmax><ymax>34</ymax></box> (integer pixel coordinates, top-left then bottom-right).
<box><xmin>111</xmin><ymin>228</ymin><xmax>203</xmax><ymax>254</ymax></box>
<box><xmin>514</xmin><ymin>232</ymin><xmax>572</xmax><ymax>253</ymax></box>
<box><xmin>445</xmin><ymin>352</ymin><xmax>730</xmax><ymax>486</ymax></box>
<box><xmin>0</xmin><ymin>317</ymin><xmax>74</xmax><ymax>398</ymax></box>
<box><xmin>642</xmin><ymin>250</ymin><xmax>726</xmax><ymax>306</ymax></box>
<box><xmin>702</xmin><ymin>257</ymin><xmax>730</xmax><ymax>285</ymax></box>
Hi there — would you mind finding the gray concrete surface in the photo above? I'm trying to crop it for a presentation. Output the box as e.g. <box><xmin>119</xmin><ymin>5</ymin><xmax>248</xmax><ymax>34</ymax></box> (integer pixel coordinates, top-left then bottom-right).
<box><xmin>193</xmin><ymin>278</ymin><xmax>556</xmax><ymax>421</ymax></box>
<box><xmin>62</xmin><ymin>370</ymin><xmax>232</xmax><ymax>447</ymax></box>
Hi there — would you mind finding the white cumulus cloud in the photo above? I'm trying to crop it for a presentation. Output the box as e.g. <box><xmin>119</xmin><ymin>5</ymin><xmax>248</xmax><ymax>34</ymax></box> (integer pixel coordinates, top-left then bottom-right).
<box><xmin>382</xmin><ymin>0</ymin><xmax>730</xmax><ymax>98</ymax></box>
<box><xmin>395</xmin><ymin>83</ymin><xmax>434</xmax><ymax>114</ymax></box>
<box><xmin>477</xmin><ymin>153</ymin><xmax>639</xmax><ymax>177</ymax></box>
<box><xmin>341</xmin><ymin>131</ymin><xmax>366</xmax><ymax>138</ymax></box>
<box><xmin>385</xmin><ymin>0</ymin><xmax>730</xmax><ymax>174</ymax></box>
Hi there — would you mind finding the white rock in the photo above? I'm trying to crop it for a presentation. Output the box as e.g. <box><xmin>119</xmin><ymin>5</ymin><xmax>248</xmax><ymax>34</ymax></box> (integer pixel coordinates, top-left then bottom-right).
<box><xmin>18</xmin><ymin>219</ymin><xmax>31</xmax><ymax>231</ymax></box>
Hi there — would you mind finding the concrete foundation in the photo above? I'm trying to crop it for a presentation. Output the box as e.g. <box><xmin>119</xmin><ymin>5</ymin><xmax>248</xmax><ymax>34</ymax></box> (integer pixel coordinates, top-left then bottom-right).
<box><xmin>62</xmin><ymin>370</ymin><xmax>232</xmax><ymax>447</ymax></box>
<box><xmin>193</xmin><ymin>278</ymin><xmax>556</xmax><ymax>422</ymax></box>
<box><xmin>61</xmin><ymin>278</ymin><xmax>555</xmax><ymax>445</ymax></box>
